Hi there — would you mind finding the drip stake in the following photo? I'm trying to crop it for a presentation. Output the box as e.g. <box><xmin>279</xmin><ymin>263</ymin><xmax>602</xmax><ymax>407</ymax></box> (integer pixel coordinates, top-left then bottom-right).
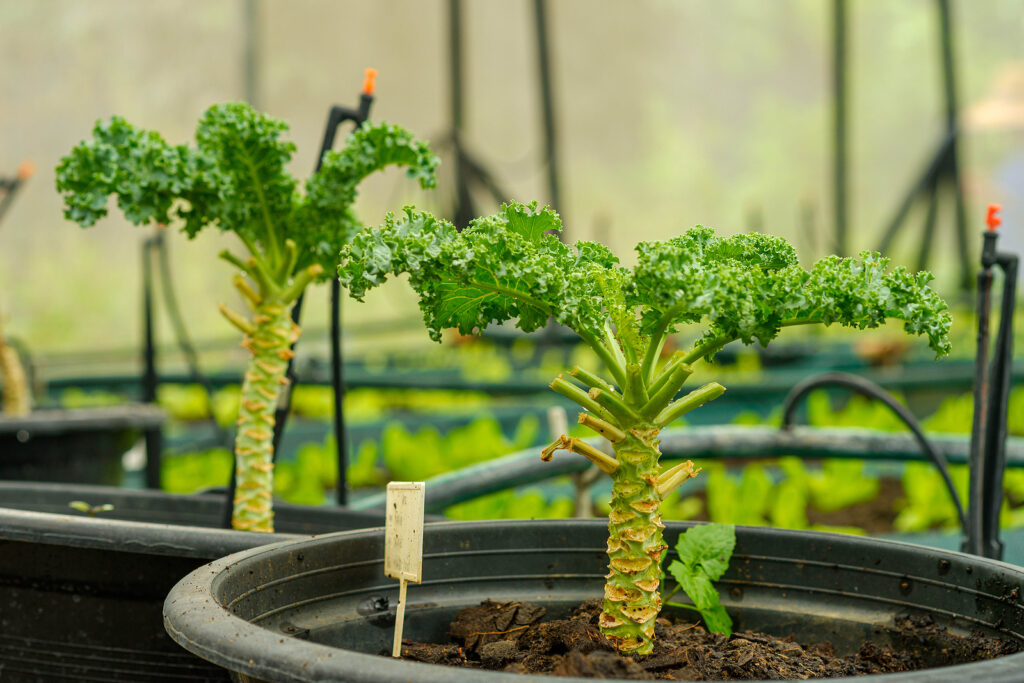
<box><xmin>963</xmin><ymin>204</ymin><xmax>1018</xmax><ymax>560</ymax></box>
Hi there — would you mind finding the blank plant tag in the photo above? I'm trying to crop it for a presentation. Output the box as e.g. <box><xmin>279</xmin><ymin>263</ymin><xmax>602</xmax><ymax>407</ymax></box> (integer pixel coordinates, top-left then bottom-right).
<box><xmin>385</xmin><ymin>481</ymin><xmax>425</xmax><ymax>583</ymax></box>
<box><xmin>384</xmin><ymin>481</ymin><xmax>425</xmax><ymax>658</ymax></box>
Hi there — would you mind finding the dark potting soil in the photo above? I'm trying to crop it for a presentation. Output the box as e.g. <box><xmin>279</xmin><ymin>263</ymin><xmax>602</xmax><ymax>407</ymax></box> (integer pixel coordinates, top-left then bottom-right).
<box><xmin>400</xmin><ymin>599</ymin><xmax>1019</xmax><ymax>680</ymax></box>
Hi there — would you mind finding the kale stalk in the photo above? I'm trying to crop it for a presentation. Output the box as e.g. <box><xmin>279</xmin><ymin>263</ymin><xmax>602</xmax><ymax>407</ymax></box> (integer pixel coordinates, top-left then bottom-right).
<box><xmin>57</xmin><ymin>103</ymin><xmax>437</xmax><ymax>532</ymax></box>
<box><xmin>0</xmin><ymin>316</ymin><xmax>31</xmax><ymax>416</ymax></box>
<box><xmin>339</xmin><ymin>201</ymin><xmax>951</xmax><ymax>653</ymax></box>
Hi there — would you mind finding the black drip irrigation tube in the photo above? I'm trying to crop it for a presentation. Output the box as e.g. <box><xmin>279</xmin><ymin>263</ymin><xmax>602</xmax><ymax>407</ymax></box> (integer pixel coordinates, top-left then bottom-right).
<box><xmin>155</xmin><ymin>233</ymin><xmax>231</xmax><ymax>451</ymax></box>
<box><xmin>964</xmin><ymin>208</ymin><xmax>1018</xmax><ymax>560</ymax></box>
<box><xmin>147</xmin><ymin>232</ymin><xmax>231</xmax><ymax>453</ymax></box>
<box><xmin>780</xmin><ymin>370</ymin><xmax>967</xmax><ymax>536</ymax></box>
<box><xmin>140</xmin><ymin>233</ymin><xmax>163</xmax><ymax>489</ymax></box>
<box><xmin>140</xmin><ymin>230</ymin><xmax>231</xmax><ymax>492</ymax></box>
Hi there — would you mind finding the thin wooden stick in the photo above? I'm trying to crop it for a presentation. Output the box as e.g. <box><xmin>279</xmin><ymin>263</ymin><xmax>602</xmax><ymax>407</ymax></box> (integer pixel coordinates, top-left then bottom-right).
<box><xmin>392</xmin><ymin>578</ymin><xmax>408</xmax><ymax>658</ymax></box>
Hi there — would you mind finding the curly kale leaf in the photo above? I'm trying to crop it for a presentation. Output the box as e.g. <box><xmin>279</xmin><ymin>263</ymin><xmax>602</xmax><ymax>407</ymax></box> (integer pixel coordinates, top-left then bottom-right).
<box><xmin>296</xmin><ymin>122</ymin><xmax>439</xmax><ymax>275</ymax></box>
<box><xmin>55</xmin><ymin>116</ymin><xmax>206</xmax><ymax>229</ymax></box>
<box><xmin>341</xmin><ymin>210</ymin><xmax>951</xmax><ymax>361</ymax></box>
<box><xmin>57</xmin><ymin>103</ymin><xmax>437</xmax><ymax>282</ymax></box>
<box><xmin>339</xmin><ymin>201</ymin><xmax>619</xmax><ymax>342</ymax></box>
<box><xmin>56</xmin><ymin>103</ymin><xmax>296</xmax><ymax>249</ymax></box>
<box><xmin>188</xmin><ymin>103</ymin><xmax>297</xmax><ymax>246</ymax></box>
<box><xmin>631</xmin><ymin>227</ymin><xmax>951</xmax><ymax>357</ymax></box>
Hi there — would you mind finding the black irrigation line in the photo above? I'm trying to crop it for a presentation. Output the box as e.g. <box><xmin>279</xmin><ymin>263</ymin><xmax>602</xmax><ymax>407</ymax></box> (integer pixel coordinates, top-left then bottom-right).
<box><xmin>780</xmin><ymin>371</ymin><xmax>967</xmax><ymax>537</ymax></box>
<box><xmin>262</xmin><ymin>84</ymin><xmax>374</xmax><ymax>517</ymax></box>
<box><xmin>154</xmin><ymin>233</ymin><xmax>231</xmax><ymax>448</ymax></box>
<box><xmin>140</xmin><ymin>232</ymin><xmax>233</xmax><ymax>489</ymax></box>
<box><xmin>140</xmin><ymin>234</ymin><xmax>162</xmax><ymax>489</ymax></box>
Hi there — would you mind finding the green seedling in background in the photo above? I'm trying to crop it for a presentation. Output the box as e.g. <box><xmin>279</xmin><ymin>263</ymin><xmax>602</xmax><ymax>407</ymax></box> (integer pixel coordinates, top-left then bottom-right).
<box><xmin>665</xmin><ymin>523</ymin><xmax>736</xmax><ymax>636</ymax></box>
<box><xmin>57</xmin><ymin>102</ymin><xmax>437</xmax><ymax>532</ymax></box>
<box><xmin>338</xmin><ymin>200</ymin><xmax>951</xmax><ymax>653</ymax></box>
<box><xmin>68</xmin><ymin>501</ymin><xmax>115</xmax><ymax>517</ymax></box>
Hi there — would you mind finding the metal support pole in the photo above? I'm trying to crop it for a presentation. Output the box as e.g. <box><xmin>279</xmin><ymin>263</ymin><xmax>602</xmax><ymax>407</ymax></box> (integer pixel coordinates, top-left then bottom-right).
<box><xmin>915</xmin><ymin>176</ymin><xmax>940</xmax><ymax>273</ymax></box>
<box><xmin>937</xmin><ymin>0</ymin><xmax>971</xmax><ymax>290</ymax></box>
<box><xmin>449</xmin><ymin>0</ymin><xmax>474</xmax><ymax>229</ymax></box>
<box><xmin>532</xmin><ymin>0</ymin><xmax>563</xmax><ymax>236</ymax></box>
<box><xmin>875</xmin><ymin>132</ymin><xmax>954</xmax><ymax>256</ymax></box>
<box><xmin>872</xmin><ymin>1</ymin><xmax>969</xmax><ymax>286</ymax></box>
<box><xmin>243</xmin><ymin>0</ymin><xmax>260</xmax><ymax>108</ymax></box>
<box><xmin>832</xmin><ymin>0</ymin><xmax>848</xmax><ymax>256</ymax></box>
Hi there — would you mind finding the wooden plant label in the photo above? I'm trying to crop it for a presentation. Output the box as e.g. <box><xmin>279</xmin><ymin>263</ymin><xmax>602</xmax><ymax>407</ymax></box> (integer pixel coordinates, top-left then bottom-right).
<box><xmin>384</xmin><ymin>481</ymin><xmax>425</xmax><ymax>657</ymax></box>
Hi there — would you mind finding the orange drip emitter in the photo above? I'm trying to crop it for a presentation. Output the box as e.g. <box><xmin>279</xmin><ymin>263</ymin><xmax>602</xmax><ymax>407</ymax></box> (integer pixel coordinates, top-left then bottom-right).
<box><xmin>362</xmin><ymin>68</ymin><xmax>378</xmax><ymax>96</ymax></box>
<box><xmin>986</xmin><ymin>203</ymin><xmax>1002</xmax><ymax>232</ymax></box>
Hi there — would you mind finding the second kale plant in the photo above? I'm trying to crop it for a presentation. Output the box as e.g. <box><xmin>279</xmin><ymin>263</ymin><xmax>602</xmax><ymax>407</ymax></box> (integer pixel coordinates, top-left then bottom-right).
<box><xmin>57</xmin><ymin>103</ymin><xmax>437</xmax><ymax>532</ymax></box>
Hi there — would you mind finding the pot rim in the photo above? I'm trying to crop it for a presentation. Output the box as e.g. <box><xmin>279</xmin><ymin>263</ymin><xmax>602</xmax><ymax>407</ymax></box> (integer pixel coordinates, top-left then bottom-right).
<box><xmin>0</xmin><ymin>481</ymin><xmax>383</xmax><ymax>559</ymax></box>
<box><xmin>163</xmin><ymin>519</ymin><xmax>1024</xmax><ymax>683</ymax></box>
<box><xmin>0</xmin><ymin>403</ymin><xmax>165</xmax><ymax>433</ymax></box>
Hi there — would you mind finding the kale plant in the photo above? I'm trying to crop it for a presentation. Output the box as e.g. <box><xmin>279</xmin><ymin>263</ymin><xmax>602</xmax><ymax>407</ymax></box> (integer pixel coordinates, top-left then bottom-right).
<box><xmin>56</xmin><ymin>103</ymin><xmax>437</xmax><ymax>532</ymax></box>
<box><xmin>338</xmin><ymin>200</ymin><xmax>951</xmax><ymax>653</ymax></box>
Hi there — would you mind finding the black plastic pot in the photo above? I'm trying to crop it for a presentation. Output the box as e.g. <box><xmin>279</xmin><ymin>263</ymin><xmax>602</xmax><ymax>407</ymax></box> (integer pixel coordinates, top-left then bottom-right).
<box><xmin>0</xmin><ymin>482</ymin><xmax>387</xmax><ymax>682</ymax></box>
<box><xmin>164</xmin><ymin>520</ymin><xmax>1024</xmax><ymax>683</ymax></box>
<box><xmin>0</xmin><ymin>405</ymin><xmax>164</xmax><ymax>485</ymax></box>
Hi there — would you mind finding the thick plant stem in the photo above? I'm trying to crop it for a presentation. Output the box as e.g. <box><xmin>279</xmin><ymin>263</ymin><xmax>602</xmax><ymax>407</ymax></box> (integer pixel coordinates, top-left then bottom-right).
<box><xmin>601</xmin><ymin>423</ymin><xmax>666</xmax><ymax>654</ymax></box>
<box><xmin>232</xmin><ymin>301</ymin><xmax>299</xmax><ymax>532</ymax></box>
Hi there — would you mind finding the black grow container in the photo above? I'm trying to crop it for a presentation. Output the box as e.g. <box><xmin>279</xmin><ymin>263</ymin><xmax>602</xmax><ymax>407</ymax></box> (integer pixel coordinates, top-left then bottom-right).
<box><xmin>0</xmin><ymin>481</ymin><xmax>387</xmax><ymax>683</ymax></box>
<box><xmin>0</xmin><ymin>404</ymin><xmax>164</xmax><ymax>484</ymax></box>
<box><xmin>164</xmin><ymin>520</ymin><xmax>1024</xmax><ymax>683</ymax></box>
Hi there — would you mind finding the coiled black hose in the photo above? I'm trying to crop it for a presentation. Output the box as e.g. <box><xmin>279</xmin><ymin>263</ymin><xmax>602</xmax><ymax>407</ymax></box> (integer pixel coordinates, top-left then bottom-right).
<box><xmin>780</xmin><ymin>371</ymin><xmax>967</xmax><ymax>535</ymax></box>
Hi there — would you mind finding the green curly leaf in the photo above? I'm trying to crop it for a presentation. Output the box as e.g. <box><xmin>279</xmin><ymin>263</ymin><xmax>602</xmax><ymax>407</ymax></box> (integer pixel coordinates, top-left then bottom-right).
<box><xmin>189</xmin><ymin>103</ymin><xmax>297</xmax><ymax>247</ymax></box>
<box><xmin>339</xmin><ymin>202</ymin><xmax>619</xmax><ymax>342</ymax></box>
<box><xmin>631</xmin><ymin>228</ymin><xmax>952</xmax><ymax>358</ymax></box>
<box><xmin>341</xmin><ymin>205</ymin><xmax>952</xmax><ymax>382</ymax></box>
<box><xmin>55</xmin><ymin>116</ymin><xmax>205</xmax><ymax>229</ymax></box>
<box><xmin>296</xmin><ymin>122</ymin><xmax>439</xmax><ymax>275</ymax></box>
<box><xmin>57</xmin><ymin>103</ymin><xmax>437</xmax><ymax>287</ymax></box>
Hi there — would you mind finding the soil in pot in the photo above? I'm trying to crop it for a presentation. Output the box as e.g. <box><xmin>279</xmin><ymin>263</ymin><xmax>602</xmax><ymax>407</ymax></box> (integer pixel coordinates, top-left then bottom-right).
<box><xmin>401</xmin><ymin>599</ymin><xmax>1020</xmax><ymax>680</ymax></box>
